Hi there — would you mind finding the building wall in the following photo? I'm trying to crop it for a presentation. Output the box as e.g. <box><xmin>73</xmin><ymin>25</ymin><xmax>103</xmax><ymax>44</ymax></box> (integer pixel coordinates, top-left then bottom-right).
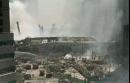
<box><xmin>0</xmin><ymin>0</ymin><xmax>15</xmax><ymax>83</ymax></box>
<box><xmin>0</xmin><ymin>33</ymin><xmax>16</xmax><ymax>83</ymax></box>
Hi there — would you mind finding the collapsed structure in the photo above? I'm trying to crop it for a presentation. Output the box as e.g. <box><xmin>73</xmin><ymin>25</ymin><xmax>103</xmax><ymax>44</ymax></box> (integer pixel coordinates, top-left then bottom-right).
<box><xmin>16</xmin><ymin>37</ymin><xmax>97</xmax><ymax>56</ymax></box>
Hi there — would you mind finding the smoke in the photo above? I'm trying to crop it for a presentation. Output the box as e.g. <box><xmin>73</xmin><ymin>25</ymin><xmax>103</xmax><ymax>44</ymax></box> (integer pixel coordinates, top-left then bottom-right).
<box><xmin>38</xmin><ymin>0</ymin><xmax>122</xmax><ymax>42</ymax></box>
<box><xmin>10</xmin><ymin>0</ymin><xmax>41</xmax><ymax>40</ymax></box>
<box><xmin>10</xmin><ymin>0</ymin><xmax>128</xmax><ymax>82</ymax></box>
<box><xmin>10</xmin><ymin>0</ymin><xmax>123</xmax><ymax>42</ymax></box>
<box><xmin>73</xmin><ymin>0</ymin><xmax>123</xmax><ymax>42</ymax></box>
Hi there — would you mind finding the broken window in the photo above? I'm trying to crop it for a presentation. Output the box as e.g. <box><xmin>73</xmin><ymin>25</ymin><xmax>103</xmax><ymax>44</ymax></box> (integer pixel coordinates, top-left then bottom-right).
<box><xmin>42</xmin><ymin>39</ymin><xmax>48</xmax><ymax>44</ymax></box>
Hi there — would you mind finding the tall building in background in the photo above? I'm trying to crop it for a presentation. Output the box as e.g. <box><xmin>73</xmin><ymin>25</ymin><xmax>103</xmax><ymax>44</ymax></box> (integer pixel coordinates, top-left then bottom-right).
<box><xmin>112</xmin><ymin>0</ymin><xmax>129</xmax><ymax>76</ymax></box>
<box><xmin>119</xmin><ymin>0</ymin><xmax>129</xmax><ymax>69</ymax></box>
<box><xmin>0</xmin><ymin>0</ymin><xmax>16</xmax><ymax>83</ymax></box>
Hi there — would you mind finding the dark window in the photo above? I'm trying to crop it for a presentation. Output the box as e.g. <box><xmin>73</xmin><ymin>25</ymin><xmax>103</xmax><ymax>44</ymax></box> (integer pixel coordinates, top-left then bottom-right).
<box><xmin>0</xmin><ymin>66</ymin><xmax>16</xmax><ymax>74</ymax></box>
<box><xmin>0</xmin><ymin>40</ymin><xmax>14</xmax><ymax>46</ymax></box>
<box><xmin>0</xmin><ymin>9</ymin><xmax>2</xmax><ymax>16</ymax></box>
<box><xmin>0</xmin><ymin>1</ymin><xmax>2</xmax><ymax>8</ymax></box>
<box><xmin>0</xmin><ymin>53</ymin><xmax>14</xmax><ymax>59</ymax></box>
<box><xmin>8</xmin><ymin>80</ymin><xmax>17</xmax><ymax>83</ymax></box>
<box><xmin>0</xmin><ymin>28</ymin><xmax>3</xmax><ymax>32</ymax></box>
<box><xmin>0</xmin><ymin>19</ymin><xmax>3</xmax><ymax>25</ymax></box>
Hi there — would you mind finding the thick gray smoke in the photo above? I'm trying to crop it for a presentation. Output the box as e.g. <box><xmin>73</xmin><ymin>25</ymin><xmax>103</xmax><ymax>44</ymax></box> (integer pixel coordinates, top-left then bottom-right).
<box><xmin>10</xmin><ymin>0</ymin><xmax>123</xmax><ymax>42</ymax></box>
<box><xmin>10</xmin><ymin>0</ymin><xmax>41</xmax><ymax>40</ymax></box>
<box><xmin>10</xmin><ymin>0</ymin><xmax>128</xmax><ymax>82</ymax></box>
<box><xmin>73</xmin><ymin>0</ymin><xmax>122</xmax><ymax>42</ymax></box>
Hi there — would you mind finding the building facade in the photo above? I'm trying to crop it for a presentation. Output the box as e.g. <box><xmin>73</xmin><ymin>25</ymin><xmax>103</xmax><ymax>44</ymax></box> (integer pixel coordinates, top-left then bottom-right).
<box><xmin>0</xmin><ymin>0</ymin><xmax>16</xmax><ymax>83</ymax></box>
<box><xmin>0</xmin><ymin>0</ymin><xmax>10</xmax><ymax>32</ymax></box>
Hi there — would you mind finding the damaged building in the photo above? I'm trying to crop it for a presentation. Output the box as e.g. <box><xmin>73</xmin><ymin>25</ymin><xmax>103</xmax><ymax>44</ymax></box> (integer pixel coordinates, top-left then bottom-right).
<box><xmin>16</xmin><ymin>37</ymin><xmax>97</xmax><ymax>56</ymax></box>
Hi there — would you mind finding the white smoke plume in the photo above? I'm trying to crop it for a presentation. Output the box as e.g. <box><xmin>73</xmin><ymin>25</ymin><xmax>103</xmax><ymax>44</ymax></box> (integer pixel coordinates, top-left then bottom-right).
<box><xmin>10</xmin><ymin>0</ymin><xmax>123</xmax><ymax>42</ymax></box>
<box><xmin>10</xmin><ymin>0</ymin><xmax>41</xmax><ymax>40</ymax></box>
<box><xmin>72</xmin><ymin>0</ymin><xmax>123</xmax><ymax>42</ymax></box>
